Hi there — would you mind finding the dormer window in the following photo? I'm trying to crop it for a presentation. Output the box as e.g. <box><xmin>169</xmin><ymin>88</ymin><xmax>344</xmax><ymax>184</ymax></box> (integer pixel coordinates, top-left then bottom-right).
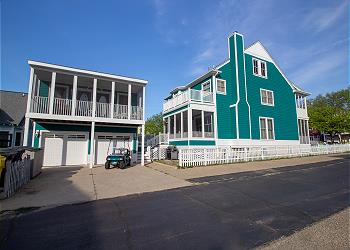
<box><xmin>252</xmin><ymin>58</ymin><xmax>267</xmax><ymax>78</ymax></box>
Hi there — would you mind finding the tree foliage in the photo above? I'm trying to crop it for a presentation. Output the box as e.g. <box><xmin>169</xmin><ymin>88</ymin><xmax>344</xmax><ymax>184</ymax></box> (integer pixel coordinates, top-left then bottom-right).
<box><xmin>145</xmin><ymin>113</ymin><xmax>163</xmax><ymax>135</ymax></box>
<box><xmin>308</xmin><ymin>88</ymin><xmax>350</xmax><ymax>140</ymax></box>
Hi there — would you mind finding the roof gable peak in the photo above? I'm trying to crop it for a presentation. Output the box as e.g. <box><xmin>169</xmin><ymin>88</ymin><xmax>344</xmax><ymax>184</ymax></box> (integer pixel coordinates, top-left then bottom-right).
<box><xmin>245</xmin><ymin>41</ymin><xmax>274</xmax><ymax>62</ymax></box>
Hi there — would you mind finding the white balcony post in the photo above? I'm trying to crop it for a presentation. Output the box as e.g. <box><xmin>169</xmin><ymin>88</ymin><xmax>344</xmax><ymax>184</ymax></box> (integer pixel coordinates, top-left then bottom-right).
<box><xmin>128</xmin><ymin>84</ymin><xmax>132</xmax><ymax>120</ymax></box>
<box><xmin>23</xmin><ymin>117</ymin><xmax>30</xmax><ymax>146</ymax></box>
<box><xmin>92</xmin><ymin>79</ymin><xmax>97</xmax><ymax>118</ymax></box>
<box><xmin>49</xmin><ymin>72</ymin><xmax>56</xmax><ymax>115</ymax></box>
<box><xmin>141</xmin><ymin>124</ymin><xmax>145</xmax><ymax>166</ymax></box>
<box><xmin>167</xmin><ymin>116</ymin><xmax>170</xmax><ymax>138</ymax></box>
<box><xmin>26</xmin><ymin>67</ymin><xmax>34</xmax><ymax>114</ymax></box>
<box><xmin>72</xmin><ymin>75</ymin><xmax>78</xmax><ymax>116</ymax></box>
<box><xmin>180</xmin><ymin>111</ymin><xmax>183</xmax><ymax>138</ymax></box>
<box><xmin>142</xmin><ymin>86</ymin><xmax>145</xmax><ymax>121</ymax></box>
<box><xmin>90</xmin><ymin>121</ymin><xmax>95</xmax><ymax>168</ymax></box>
<box><xmin>174</xmin><ymin>114</ymin><xmax>176</xmax><ymax>137</ymax></box>
<box><xmin>212</xmin><ymin>75</ymin><xmax>218</xmax><ymax>143</ymax></box>
<box><xmin>201</xmin><ymin>110</ymin><xmax>205</xmax><ymax>138</ymax></box>
<box><xmin>111</xmin><ymin>81</ymin><xmax>115</xmax><ymax>118</ymax></box>
<box><xmin>188</xmin><ymin>108</ymin><xmax>192</xmax><ymax>140</ymax></box>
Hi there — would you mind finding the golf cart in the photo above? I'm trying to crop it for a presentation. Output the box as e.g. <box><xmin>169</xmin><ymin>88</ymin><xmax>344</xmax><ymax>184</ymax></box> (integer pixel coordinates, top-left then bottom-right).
<box><xmin>105</xmin><ymin>148</ymin><xmax>131</xmax><ymax>169</ymax></box>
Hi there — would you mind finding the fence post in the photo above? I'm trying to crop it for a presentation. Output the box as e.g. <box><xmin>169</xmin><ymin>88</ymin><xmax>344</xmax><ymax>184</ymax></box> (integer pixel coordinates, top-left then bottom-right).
<box><xmin>261</xmin><ymin>147</ymin><xmax>264</xmax><ymax>160</ymax></box>
<box><xmin>204</xmin><ymin>149</ymin><xmax>207</xmax><ymax>166</ymax></box>
<box><xmin>179</xmin><ymin>149</ymin><xmax>182</xmax><ymax>167</ymax></box>
<box><xmin>244</xmin><ymin>147</ymin><xmax>248</xmax><ymax>162</ymax></box>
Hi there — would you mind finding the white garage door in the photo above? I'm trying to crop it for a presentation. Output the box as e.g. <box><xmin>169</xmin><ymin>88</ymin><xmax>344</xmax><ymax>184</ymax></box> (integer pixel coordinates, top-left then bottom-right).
<box><xmin>95</xmin><ymin>134</ymin><xmax>131</xmax><ymax>165</ymax></box>
<box><xmin>43</xmin><ymin>132</ymin><xmax>88</xmax><ymax>166</ymax></box>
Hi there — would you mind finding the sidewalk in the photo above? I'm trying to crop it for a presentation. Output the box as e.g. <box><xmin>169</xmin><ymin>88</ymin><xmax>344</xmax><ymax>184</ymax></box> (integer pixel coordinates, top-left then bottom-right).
<box><xmin>148</xmin><ymin>154</ymin><xmax>348</xmax><ymax>180</ymax></box>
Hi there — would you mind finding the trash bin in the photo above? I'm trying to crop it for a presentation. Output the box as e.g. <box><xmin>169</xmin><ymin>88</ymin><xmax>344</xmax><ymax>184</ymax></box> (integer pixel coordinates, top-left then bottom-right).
<box><xmin>166</xmin><ymin>145</ymin><xmax>179</xmax><ymax>160</ymax></box>
<box><xmin>166</xmin><ymin>146</ymin><xmax>172</xmax><ymax>160</ymax></box>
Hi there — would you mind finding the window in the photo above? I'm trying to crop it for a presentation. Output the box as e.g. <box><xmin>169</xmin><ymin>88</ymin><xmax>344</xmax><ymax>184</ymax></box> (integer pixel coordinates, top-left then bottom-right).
<box><xmin>216</xmin><ymin>79</ymin><xmax>226</xmax><ymax>95</ymax></box>
<box><xmin>183</xmin><ymin>111</ymin><xmax>188</xmax><ymax>138</ymax></box>
<box><xmin>204</xmin><ymin>112</ymin><xmax>214</xmax><ymax>138</ymax></box>
<box><xmin>175</xmin><ymin>113</ymin><xmax>181</xmax><ymax>138</ymax></box>
<box><xmin>260</xmin><ymin>89</ymin><xmax>274</xmax><ymax>106</ymax></box>
<box><xmin>260</xmin><ymin>117</ymin><xmax>274</xmax><ymax>140</ymax></box>
<box><xmin>192</xmin><ymin>109</ymin><xmax>202</xmax><ymax>137</ymax></box>
<box><xmin>15</xmin><ymin>132</ymin><xmax>22</xmax><ymax>146</ymax></box>
<box><xmin>252</xmin><ymin>58</ymin><xmax>267</xmax><ymax>78</ymax></box>
<box><xmin>202</xmin><ymin>80</ymin><xmax>211</xmax><ymax>94</ymax></box>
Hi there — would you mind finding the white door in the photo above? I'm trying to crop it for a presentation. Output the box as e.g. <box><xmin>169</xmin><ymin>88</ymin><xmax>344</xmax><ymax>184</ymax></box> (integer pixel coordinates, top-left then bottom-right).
<box><xmin>42</xmin><ymin>132</ymin><xmax>88</xmax><ymax>166</ymax></box>
<box><xmin>95</xmin><ymin>134</ymin><xmax>131</xmax><ymax>165</ymax></box>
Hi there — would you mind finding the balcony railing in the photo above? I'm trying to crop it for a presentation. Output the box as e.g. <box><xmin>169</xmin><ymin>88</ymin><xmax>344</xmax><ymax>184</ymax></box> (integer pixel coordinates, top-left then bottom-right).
<box><xmin>76</xmin><ymin>100</ymin><xmax>93</xmax><ymax>117</ymax></box>
<box><xmin>53</xmin><ymin>98</ymin><xmax>72</xmax><ymax>116</ymax></box>
<box><xmin>113</xmin><ymin>104</ymin><xmax>128</xmax><ymax>119</ymax></box>
<box><xmin>31</xmin><ymin>96</ymin><xmax>49</xmax><ymax>114</ymax></box>
<box><xmin>30</xmin><ymin>97</ymin><xmax>143</xmax><ymax>121</ymax></box>
<box><xmin>96</xmin><ymin>102</ymin><xmax>110</xmax><ymax>118</ymax></box>
<box><xmin>163</xmin><ymin>89</ymin><xmax>214</xmax><ymax>112</ymax></box>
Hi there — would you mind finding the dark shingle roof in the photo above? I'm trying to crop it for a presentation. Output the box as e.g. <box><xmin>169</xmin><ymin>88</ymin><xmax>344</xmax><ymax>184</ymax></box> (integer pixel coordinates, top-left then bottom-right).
<box><xmin>0</xmin><ymin>90</ymin><xmax>28</xmax><ymax>127</ymax></box>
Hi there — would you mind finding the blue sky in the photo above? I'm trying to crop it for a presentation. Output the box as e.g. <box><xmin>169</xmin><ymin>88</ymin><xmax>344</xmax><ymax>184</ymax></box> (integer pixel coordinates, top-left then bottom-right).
<box><xmin>1</xmin><ymin>0</ymin><xmax>348</xmax><ymax>118</ymax></box>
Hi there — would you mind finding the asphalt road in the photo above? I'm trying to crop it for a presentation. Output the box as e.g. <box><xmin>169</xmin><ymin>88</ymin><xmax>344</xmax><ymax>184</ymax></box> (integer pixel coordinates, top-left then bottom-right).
<box><xmin>1</xmin><ymin>155</ymin><xmax>349</xmax><ymax>250</ymax></box>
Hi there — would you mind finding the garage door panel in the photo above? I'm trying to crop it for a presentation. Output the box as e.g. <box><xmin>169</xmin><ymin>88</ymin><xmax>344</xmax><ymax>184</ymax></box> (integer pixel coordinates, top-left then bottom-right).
<box><xmin>95</xmin><ymin>134</ymin><xmax>131</xmax><ymax>165</ymax></box>
<box><xmin>43</xmin><ymin>132</ymin><xmax>88</xmax><ymax>166</ymax></box>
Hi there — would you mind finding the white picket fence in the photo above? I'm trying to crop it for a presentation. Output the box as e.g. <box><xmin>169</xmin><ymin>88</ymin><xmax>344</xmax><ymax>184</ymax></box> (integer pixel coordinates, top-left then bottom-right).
<box><xmin>150</xmin><ymin>146</ymin><xmax>167</xmax><ymax>160</ymax></box>
<box><xmin>3</xmin><ymin>158</ymin><xmax>31</xmax><ymax>198</ymax></box>
<box><xmin>179</xmin><ymin>144</ymin><xmax>350</xmax><ymax>168</ymax></box>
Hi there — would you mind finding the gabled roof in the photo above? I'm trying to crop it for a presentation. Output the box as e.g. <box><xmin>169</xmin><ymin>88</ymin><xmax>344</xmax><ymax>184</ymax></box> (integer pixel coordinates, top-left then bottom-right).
<box><xmin>244</xmin><ymin>41</ymin><xmax>310</xmax><ymax>96</ymax></box>
<box><xmin>0</xmin><ymin>90</ymin><xmax>28</xmax><ymax>127</ymax></box>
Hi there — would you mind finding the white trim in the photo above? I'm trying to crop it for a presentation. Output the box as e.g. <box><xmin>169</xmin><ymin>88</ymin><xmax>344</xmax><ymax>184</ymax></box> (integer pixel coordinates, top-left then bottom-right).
<box><xmin>259</xmin><ymin>116</ymin><xmax>275</xmax><ymax>140</ymax></box>
<box><xmin>49</xmin><ymin>72</ymin><xmax>56</xmax><ymax>114</ymax></box>
<box><xmin>72</xmin><ymin>76</ymin><xmax>78</xmax><ymax>116</ymax></box>
<box><xmin>110</xmin><ymin>81</ymin><xmax>115</xmax><ymax>118</ymax></box>
<box><xmin>234</xmin><ymin>34</ymin><xmax>240</xmax><ymax>139</ymax></box>
<box><xmin>127</xmin><ymin>84</ymin><xmax>131</xmax><ymax>120</ymax></box>
<box><xmin>92</xmin><ymin>79</ymin><xmax>97</xmax><ymax>118</ymax></box>
<box><xmin>201</xmin><ymin>79</ymin><xmax>212</xmax><ymax>93</ymax></box>
<box><xmin>216</xmin><ymin>79</ymin><xmax>226</xmax><ymax>95</ymax></box>
<box><xmin>212</xmin><ymin>75</ymin><xmax>219</xmax><ymax>145</ymax></box>
<box><xmin>215</xmin><ymin>59</ymin><xmax>230</xmax><ymax>69</ymax></box>
<box><xmin>260</xmin><ymin>88</ymin><xmax>274</xmax><ymax>106</ymax></box>
<box><xmin>28</xmin><ymin>60</ymin><xmax>148</xmax><ymax>85</ymax></box>
<box><xmin>216</xmin><ymin>138</ymin><xmax>300</xmax><ymax>146</ymax></box>
<box><xmin>26</xmin><ymin>112</ymin><xmax>145</xmax><ymax>125</ymax></box>
<box><xmin>90</xmin><ymin>121</ymin><xmax>95</xmax><ymax>168</ymax></box>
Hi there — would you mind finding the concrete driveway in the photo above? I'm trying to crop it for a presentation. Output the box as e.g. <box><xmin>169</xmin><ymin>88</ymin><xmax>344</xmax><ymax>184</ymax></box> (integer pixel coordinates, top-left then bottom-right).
<box><xmin>0</xmin><ymin>164</ymin><xmax>191</xmax><ymax>212</ymax></box>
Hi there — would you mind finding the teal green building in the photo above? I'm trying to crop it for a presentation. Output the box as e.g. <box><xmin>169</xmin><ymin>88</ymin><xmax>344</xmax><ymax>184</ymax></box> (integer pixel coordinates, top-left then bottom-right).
<box><xmin>162</xmin><ymin>32</ymin><xmax>310</xmax><ymax>147</ymax></box>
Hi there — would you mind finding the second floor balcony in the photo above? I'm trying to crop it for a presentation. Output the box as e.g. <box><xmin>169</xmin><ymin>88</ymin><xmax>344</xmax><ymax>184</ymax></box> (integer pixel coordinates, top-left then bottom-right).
<box><xmin>27</xmin><ymin>61</ymin><xmax>146</xmax><ymax>123</ymax></box>
<box><xmin>163</xmin><ymin>89</ymin><xmax>214</xmax><ymax>113</ymax></box>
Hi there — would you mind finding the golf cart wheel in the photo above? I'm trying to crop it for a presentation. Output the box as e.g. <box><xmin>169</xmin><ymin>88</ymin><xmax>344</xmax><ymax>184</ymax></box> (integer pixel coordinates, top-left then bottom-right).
<box><xmin>105</xmin><ymin>162</ymin><xmax>110</xmax><ymax>169</ymax></box>
<box><xmin>119</xmin><ymin>161</ymin><xmax>126</xmax><ymax>169</ymax></box>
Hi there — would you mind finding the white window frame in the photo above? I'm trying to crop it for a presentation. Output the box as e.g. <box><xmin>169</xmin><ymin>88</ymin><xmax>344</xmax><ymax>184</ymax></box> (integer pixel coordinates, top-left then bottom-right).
<box><xmin>201</xmin><ymin>80</ymin><xmax>211</xmax><ymax>93</ymax></box>
<box><xmin>252</xmin><ymin>58</ymin><xmax>268</xmax><ymax>79</ymax></box>
<box><xmin>260</xmin><ymin>88</ymin><xmax>274</xmax><ymax>106</ymax></box>
<box><xmin>259</xmin><ymin>117</ymin><xmax>275</xmax><ymax>140</ymax></box>
<box><xmin>216</xmin><ymin>79</ymin><xmax>226</xmax><ymax>95</ymax></box>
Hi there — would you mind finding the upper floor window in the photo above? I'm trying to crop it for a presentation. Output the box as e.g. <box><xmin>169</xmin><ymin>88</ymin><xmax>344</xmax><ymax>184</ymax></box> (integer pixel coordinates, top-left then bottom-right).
<box><xmin>252</xmin><ymin>58</ymin><xmax>267</xmax><ymax>78</ymax></box>
<box><xmin>216</xmin><ymin>79</ymin><xmax>226</xmax><ymax>95</ymax></box>
<box><xmin>260</xmin><ymin>117</ymin><xmax>274</xmax><ymax>140</ymax></box>
<box><xmin>260</xmin><ymin>89</ymin><xmax>274</xmax><ymax>106</ymax></box>
<box><xmin>202</xmin><ymin>80</ymin><xmax>211</xmax><ymax>94</ymax></box>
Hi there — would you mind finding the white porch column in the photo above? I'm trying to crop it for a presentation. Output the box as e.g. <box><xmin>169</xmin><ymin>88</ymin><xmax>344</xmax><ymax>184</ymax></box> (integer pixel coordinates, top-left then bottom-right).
<box><xmin>72</xmin><ymin>75</ymin><xmax>78</xmax><ymax>116</ymax></box>
<box><xmin>110</xmin><ymin>81</ymin><xmax>115</xmax><ymax>118</ymax></box>
<box><xmin>212</xmin><ymin>75</ymin><xmax>218</xmax><ymax>143</ymax></box>
<box><xmin>31</xmin><ymin>121</ymin><xmax>36</xmax><ymax>147</ymax></box>
<box><xmin>141</xmin><ymin>124</ymin><xmax>145</xmax><ymax>166</ymax></box>
<box><xmin>188</xmin><ymin>107</ymin><xmax>192</xmax><ymax>140</ymax></box>
<box><xmin>23</xmin><ymin>68</ymin><xmax>35</xmax><ymax>146</ymax></box>
<box><xmin>49</xmin><ymin>72</ymin><xmax>56</xmax><ymax>115</ymax></box>
<box><xmin>92</xmin><ymin>78</ymin><xmax>97</xmax><ymax>118</ymax></box>
<box><xmin>142</xmin><ymin>86</ymin><xmax>145</xmax><ymax>121</ymax></box>
<box><xmin>23</xmin><ymin>118</ymin><xmax>30</xmax><ymax>147</ymax></box>
<box><xmin>180</xmin><ymin>111</ymin><xmax>183</xmax><ymax>138</ymax></box>
<box><xmin>128</xmin><ymin>84</ymin><xmax>132</xmax><ymax>120</ymax></box>
<box><xmin>201</xmin><ymin>110</ymin><xmax>205</xmax><ymax>138</ymax></box>
<box><xmin>90</xmin><ymin>121</ymin><xmax>95</xmax><ymax>168</ymax></box>
<box><xmin>167</xmin><ymin>116</ymin><xmax>170</xmax><ymax>138</ymax></box>
<box><xmin>174</xmin><ymin>114</ymin><xmax>176</xmax><ymax>137</ymax></box>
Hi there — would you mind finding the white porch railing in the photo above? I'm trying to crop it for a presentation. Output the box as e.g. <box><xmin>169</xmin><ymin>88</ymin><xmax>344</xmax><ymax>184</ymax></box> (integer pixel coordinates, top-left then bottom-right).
<box><xmin>30</xmin><ymin>96</ymin><xmax>49</xmax><ymax>114</ymax></box>
<box><xmin>163</xmin><ymin>89</ymin><xmax>214</xmax><ymax>112</ymax></box>
<box><xmin>131</xmin><ymin>106</ymin><xmax>143</xmax><ymax>120</ymax></box>
<box><xmin>146</xmin><ymin>133</ymin><xmax>169</xmax><ymax>147</ymax></box>
<box><xmin>53</xmin><ymin>98</ymin><xmax>72</xmax><ymax>116</ymax></box>
<box><xmin>3</xmin><ymin>158</ymin><xmax>31</xmax><ymax>198</ymax></box>
<box><xmin>96</xmin><ymin>102</ymin><xmax>110</xmax><ymax>118</ymax></box>
<box><xmin>178</xmin><ymin>144</ymin><xmax>350</xmax><ymax>168</ymax></box>
<box><xmin>114</xmin><ymin>104</ymin><xmax>128</xmax><ymax>119</ymax></box>
<box><xmin>76</xmin><ymin>100</ymin><xmax>93</xmax><ymax>117</ymax></box>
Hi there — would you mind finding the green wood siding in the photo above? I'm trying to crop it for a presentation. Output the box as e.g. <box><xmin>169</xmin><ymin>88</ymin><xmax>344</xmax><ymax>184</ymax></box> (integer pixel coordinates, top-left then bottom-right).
<box><xmin>245</xmin><ymin>54</ymin><xmax>299</xmax><ymax>140</ymax></box>
<box><xmin>170</xmin><ymin>140</ymin><xmax>215</xmax><ymax>146</ymax></box>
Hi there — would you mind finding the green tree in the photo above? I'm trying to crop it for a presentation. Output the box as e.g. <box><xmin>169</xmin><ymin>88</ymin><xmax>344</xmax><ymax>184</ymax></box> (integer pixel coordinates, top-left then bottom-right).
<box><xmin>145</xmin><ymin>113</ymin><xmax>163</xmax><ymax>135</ymax></box>
<box><xmin>308</xmin><ymin>88</ymin><xmax>350</xmax><ymax>142</ymax></box>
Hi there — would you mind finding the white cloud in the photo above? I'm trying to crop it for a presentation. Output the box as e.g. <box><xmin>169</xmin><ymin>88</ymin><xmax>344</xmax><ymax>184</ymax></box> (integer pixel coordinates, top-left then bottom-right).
<box><xmin>302</xmin><ymin>0</ymin><xmax>348</xmax><ymax>33</ymax></box>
